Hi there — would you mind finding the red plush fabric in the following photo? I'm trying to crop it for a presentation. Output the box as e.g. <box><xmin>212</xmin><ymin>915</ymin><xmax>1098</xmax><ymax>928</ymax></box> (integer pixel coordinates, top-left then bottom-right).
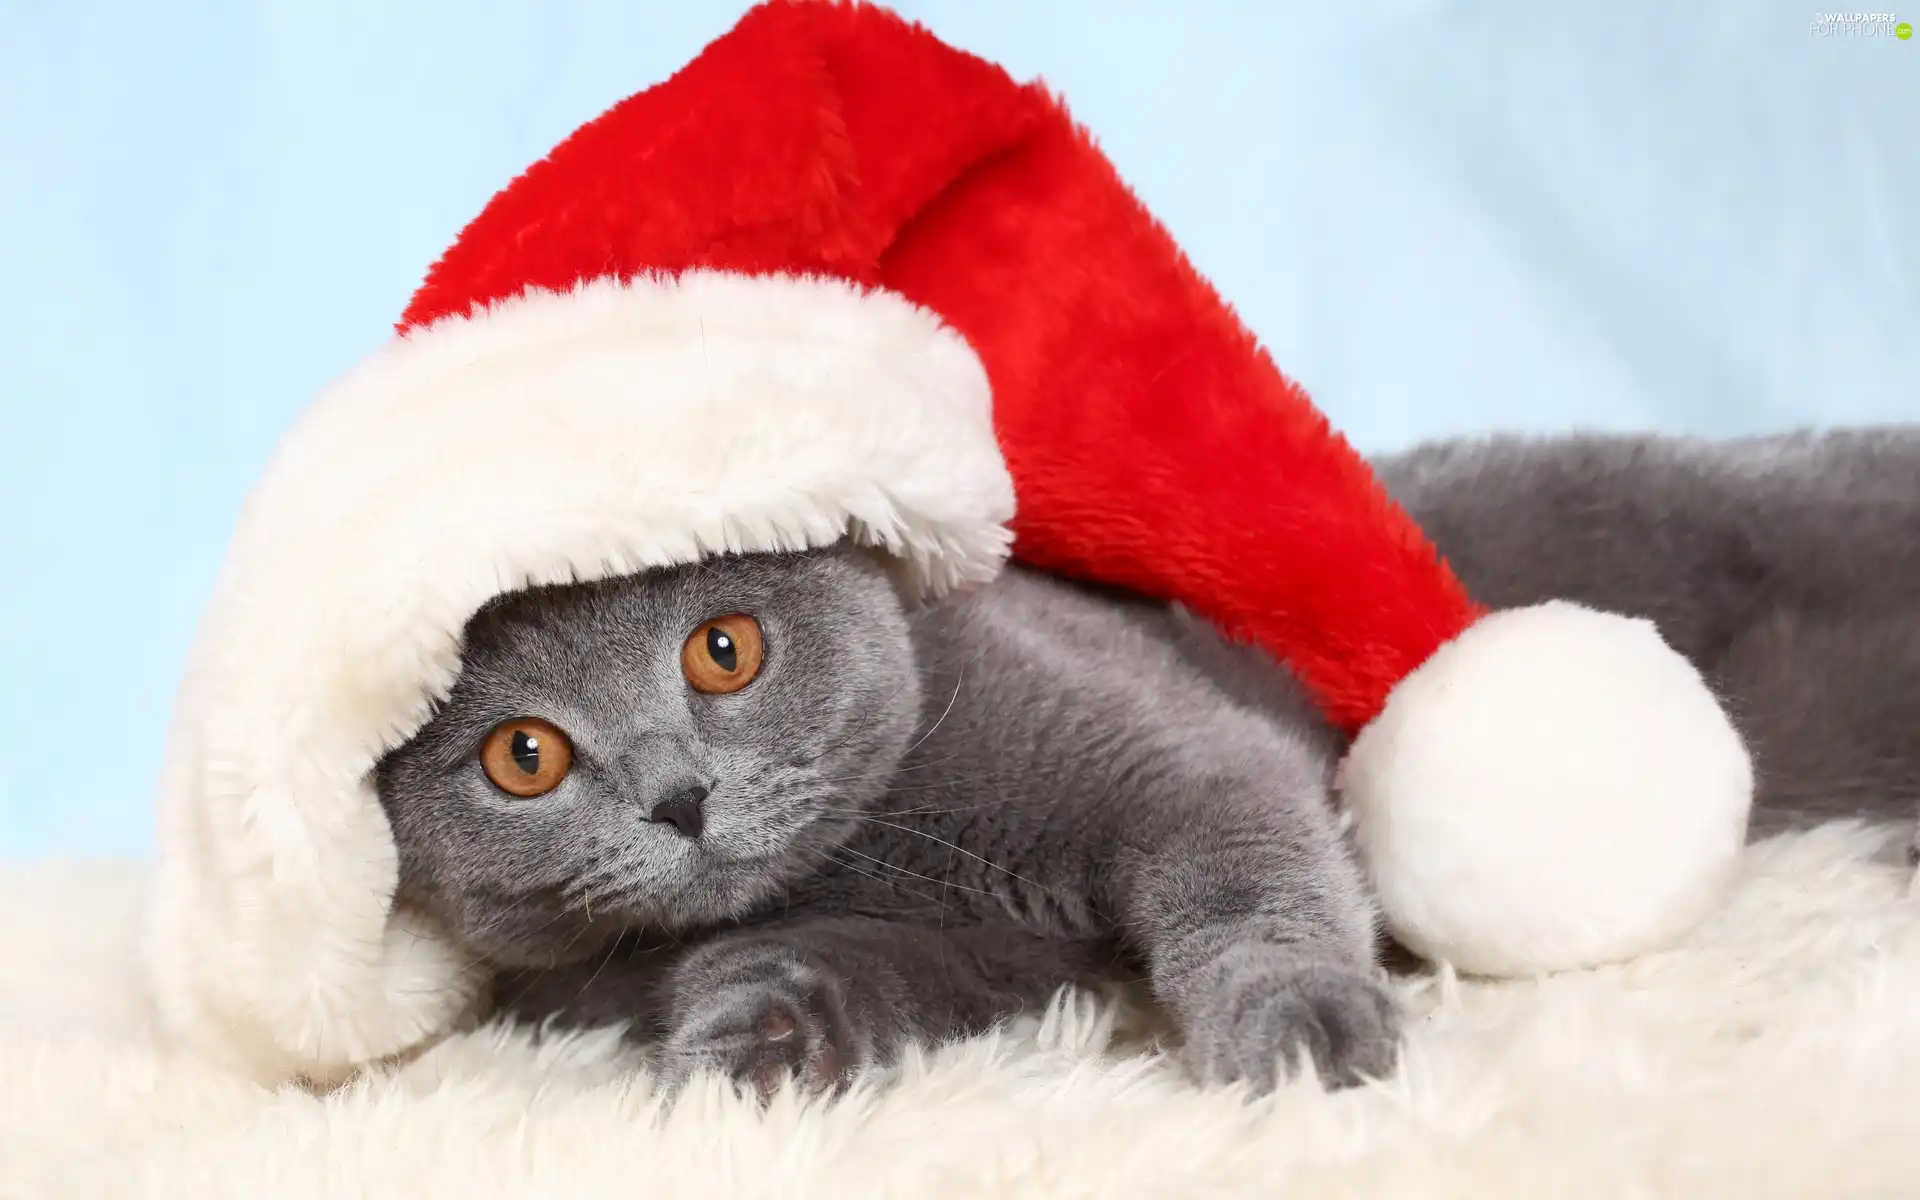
<box><xmin>398</xmin><ymin>0</ymin><xmax>1483</xmax><ymax>737</ymax></box>
<box><xmin>882</xmin><ymin>102</ymin><xmax>1484</xmax><ymax>733</ymax></box>
<box><xmin>401</xmin><ymin>1</ymin><xmax>1038</xmax><ymax>328</ymax></box>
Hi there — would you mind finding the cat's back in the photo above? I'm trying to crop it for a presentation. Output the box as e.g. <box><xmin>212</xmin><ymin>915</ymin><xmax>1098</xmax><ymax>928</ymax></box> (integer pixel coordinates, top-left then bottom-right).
<box><xmin>1374</xmin><ymin>428</ymin><xmax>1920</xmax><ymax>656</ymax></box>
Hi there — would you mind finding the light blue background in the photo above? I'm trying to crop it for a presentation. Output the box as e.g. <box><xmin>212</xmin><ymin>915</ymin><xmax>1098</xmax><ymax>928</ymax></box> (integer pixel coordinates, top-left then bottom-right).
<box><xmin>2</xmin><ymin>1</ymin><xmax>1914</xmax><ymax>860</ymax></box>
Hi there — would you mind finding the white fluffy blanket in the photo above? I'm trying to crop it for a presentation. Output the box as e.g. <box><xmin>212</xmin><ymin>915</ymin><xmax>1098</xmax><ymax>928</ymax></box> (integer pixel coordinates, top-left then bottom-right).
<box><xmin>5</xmin><ymin>822</ymin><xmax>1919</xmax><ymax>1198</ymax></box>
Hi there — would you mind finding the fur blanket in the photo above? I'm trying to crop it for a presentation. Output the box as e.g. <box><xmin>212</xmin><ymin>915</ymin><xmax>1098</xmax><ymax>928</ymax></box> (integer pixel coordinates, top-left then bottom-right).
<box><xmin>5</xmin><ymin>822</ymin><xmax>1918</xmax><ymax>1198</ymax></box>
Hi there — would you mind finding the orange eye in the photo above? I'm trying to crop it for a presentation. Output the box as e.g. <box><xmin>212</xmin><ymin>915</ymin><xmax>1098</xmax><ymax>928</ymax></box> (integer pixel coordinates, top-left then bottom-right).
<box><xmin>682</xmin><ymin>614</ymin><xmax>765</xmax><ymax>695</ymax></box>
<box><xmin>480</xmin><ymin>718</ymin><xmax>574</xmax><ymax>798</ymax></box>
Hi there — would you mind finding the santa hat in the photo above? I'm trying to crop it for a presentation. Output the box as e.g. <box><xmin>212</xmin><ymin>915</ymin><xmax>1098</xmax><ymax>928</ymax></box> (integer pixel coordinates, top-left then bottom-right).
<box><xmin>148</xmin><ymin>0</ymin><xmax>1753</xmax><ymax>1085</ymax></box>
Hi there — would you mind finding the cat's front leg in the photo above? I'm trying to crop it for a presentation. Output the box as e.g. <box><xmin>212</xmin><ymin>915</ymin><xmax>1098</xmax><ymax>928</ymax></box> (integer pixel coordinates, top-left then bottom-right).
<box><xmin>1109</xmin><ymin>784</ymin><xmax>1399</xmax><ymax>1092</ymax></box>
<box><xmin>654</xmin><ymin>915</ymin><xmax>1090</xmax><ymax>1100</ymax></box>
<box><xmin>1168</xmin><ymin>937</ymin><xmax>1398</xmax><ymax>1092</ymax></box>
<box><xmin>655</xmin><ymin>936</ymin><xmax>870</xmax><ymax>1100</ymax></box>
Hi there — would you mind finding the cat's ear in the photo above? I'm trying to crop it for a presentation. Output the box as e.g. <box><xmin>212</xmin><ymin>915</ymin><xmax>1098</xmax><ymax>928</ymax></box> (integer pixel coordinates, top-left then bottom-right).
<box><xmin>855</xmin><ymin>543</ymin><xmax>969</xmax><ymax>613</ymax></box>
<box><xmin>840</xmin><ymin>542</ymin><xmax>915</xmax><ymax>610</ymax></box>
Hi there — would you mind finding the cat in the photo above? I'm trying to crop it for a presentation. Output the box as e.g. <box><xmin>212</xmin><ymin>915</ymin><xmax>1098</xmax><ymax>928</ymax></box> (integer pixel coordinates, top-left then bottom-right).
<box><xmin>374</xmin><ymin>428</ymin><xmax>1920</xmax><ymax>1099</ymax></box>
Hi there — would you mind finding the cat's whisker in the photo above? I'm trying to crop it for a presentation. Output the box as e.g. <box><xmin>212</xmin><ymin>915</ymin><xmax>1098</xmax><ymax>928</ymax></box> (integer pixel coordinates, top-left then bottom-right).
<box><xmin>849</xmin><ymin>816</ymin><xmax>1051</xmax><ymax>894</ymax></box>
<box><xmin>806</xmin><ymin>769</ymin><xmax>1043</xmax><ymax>817</ymax></box>
<box><xmin>461</xmin><ymin>888</ymin><xmax>579</xmax><ymax>943</ymax></box>
<box><xmin>877</xmin><ymin>776</ymin><xmax>1033</xmax><ymax>798</ymax></box>
<box><xmin>897</xmin><ymin>663</ymin><xmax>965</xmax><ymax>761</ymax></box>
<box><xmin>810</xmin><ymin>746</ymin><xmax>989</xmax><ymax>788</ymax></box>
<box><xmin>833</xmin><ymin>844</ymin><xmax>1001</xmax><ymax>898</ymax></box>
<box><xmin>815</xmin><ymin>789</ymin><xmax>1030</xmax><ymax>817</ymax></box>
<box><xmin>568</xmin><ymin>934</ymin><xmax>630</xmax><ymax>1004</ymax></box>
<box><xmin>784</xmin><ymin>671</ymin><xmax>922</xmax><ymax>773</ymax></box>
<box><xmin>800</xmin><ymin>845</ymin><xmax>952</xmax><ymax>911</ymax></box>
<box><xmin>885</xmin><ymin>798</ymin><xmax>1023</xmax><ymax>817</ymax></box>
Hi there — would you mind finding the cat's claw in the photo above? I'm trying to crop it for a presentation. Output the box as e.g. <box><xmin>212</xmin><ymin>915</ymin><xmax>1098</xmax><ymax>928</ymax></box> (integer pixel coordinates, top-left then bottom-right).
<box><xmin>1176</xmin><ymin>944</ymin><xmax>1400</xmax><ymax>1094</ymax></box>
<box><xmin>1905</xmin><ymin>823</ymin><xmax>1920</xmax><ymax>899</ymax></box>
<box><xmin>657</xmin><ymin>967</ymin><xmax>868</xmax><ymax>1102</ymax></box>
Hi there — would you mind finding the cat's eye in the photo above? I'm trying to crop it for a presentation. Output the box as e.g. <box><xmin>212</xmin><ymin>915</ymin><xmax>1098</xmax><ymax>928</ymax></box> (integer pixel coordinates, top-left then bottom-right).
<box><xmin>682</xmin><ymin>614</ymin><xmax>764</xmax><ymax>694</ymax></box>
<box><xmin>480</xmin><ymin>718</ymin><xmax>574</xmax><ymax>797</ymax></box>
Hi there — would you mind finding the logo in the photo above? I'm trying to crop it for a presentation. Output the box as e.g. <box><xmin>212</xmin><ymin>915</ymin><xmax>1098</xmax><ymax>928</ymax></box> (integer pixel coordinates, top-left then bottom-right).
<box><xmin>1810</xmin><ymin>11</ymin><xmax>1907</xmax><ymax>36</ymax></box>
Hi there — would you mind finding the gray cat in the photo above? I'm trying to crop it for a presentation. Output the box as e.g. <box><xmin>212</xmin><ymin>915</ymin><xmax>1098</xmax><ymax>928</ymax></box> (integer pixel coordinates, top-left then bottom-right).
<box><xmin>374</xmin><ymin>428</ymin><xmax>1920</xmax><ymax>1098</ymax></box>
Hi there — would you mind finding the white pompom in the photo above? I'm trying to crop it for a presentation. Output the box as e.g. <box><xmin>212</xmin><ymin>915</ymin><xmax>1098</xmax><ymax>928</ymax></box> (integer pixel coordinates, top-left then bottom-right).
<box><xmin>1340</xmin><ymin>601</ymin><xmax>1753</xmax><ymax>977</ymax></box>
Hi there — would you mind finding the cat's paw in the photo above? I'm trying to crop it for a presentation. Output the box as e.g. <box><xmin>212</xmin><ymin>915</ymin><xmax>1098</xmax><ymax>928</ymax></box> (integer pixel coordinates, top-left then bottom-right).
<box><xmin>657</xmin><ymin>962</ymin><xmax>869</xmax><ymax>1101</ymax></box>
<box><xmin>1176</xmin><ymin>943</ymin><xmax>1400</xmax><ymax>1093</ymax></box>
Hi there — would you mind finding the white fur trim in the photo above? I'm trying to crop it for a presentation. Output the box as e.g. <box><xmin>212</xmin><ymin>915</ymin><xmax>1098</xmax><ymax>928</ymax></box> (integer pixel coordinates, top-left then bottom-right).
<box><xmin>146</xmin><ymin>271</ymin><xmax>1014</xmax><ymax>1083</ymax></box>
<box><xmin>1340</xmin><ymin>601</ymin><xmax>1755</xmax><ymax>977</ymax></box>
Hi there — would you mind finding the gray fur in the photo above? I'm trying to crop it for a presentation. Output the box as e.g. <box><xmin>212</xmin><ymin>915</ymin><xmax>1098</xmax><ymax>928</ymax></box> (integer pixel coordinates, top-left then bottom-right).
<box><xmin>376</xmin><ymin>427</ymin><xmax>1920</xmax><ymax>1099</ymax></box>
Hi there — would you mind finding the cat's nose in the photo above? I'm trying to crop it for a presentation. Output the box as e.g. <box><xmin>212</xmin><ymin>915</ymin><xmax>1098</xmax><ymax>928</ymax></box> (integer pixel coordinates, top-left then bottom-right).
<box><xmin>649</xmin><ymin>784</ymin><xmax>709</xmax><ymax>839</ymax></box>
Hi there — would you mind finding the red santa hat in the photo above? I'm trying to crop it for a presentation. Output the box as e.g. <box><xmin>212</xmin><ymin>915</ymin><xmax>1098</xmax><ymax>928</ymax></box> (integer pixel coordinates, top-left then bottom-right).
<box><xmin>149</xmin><ymin>0</ymin><xmax>1753</xmax><ymax>1085</ymax></box>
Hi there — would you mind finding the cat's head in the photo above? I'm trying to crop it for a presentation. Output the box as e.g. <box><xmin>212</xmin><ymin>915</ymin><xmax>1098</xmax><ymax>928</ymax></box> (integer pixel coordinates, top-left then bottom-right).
<box><xmin>374</xmin><ymin>546</ymin><xmax>922</xmax><ymax>968</ymax></box>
